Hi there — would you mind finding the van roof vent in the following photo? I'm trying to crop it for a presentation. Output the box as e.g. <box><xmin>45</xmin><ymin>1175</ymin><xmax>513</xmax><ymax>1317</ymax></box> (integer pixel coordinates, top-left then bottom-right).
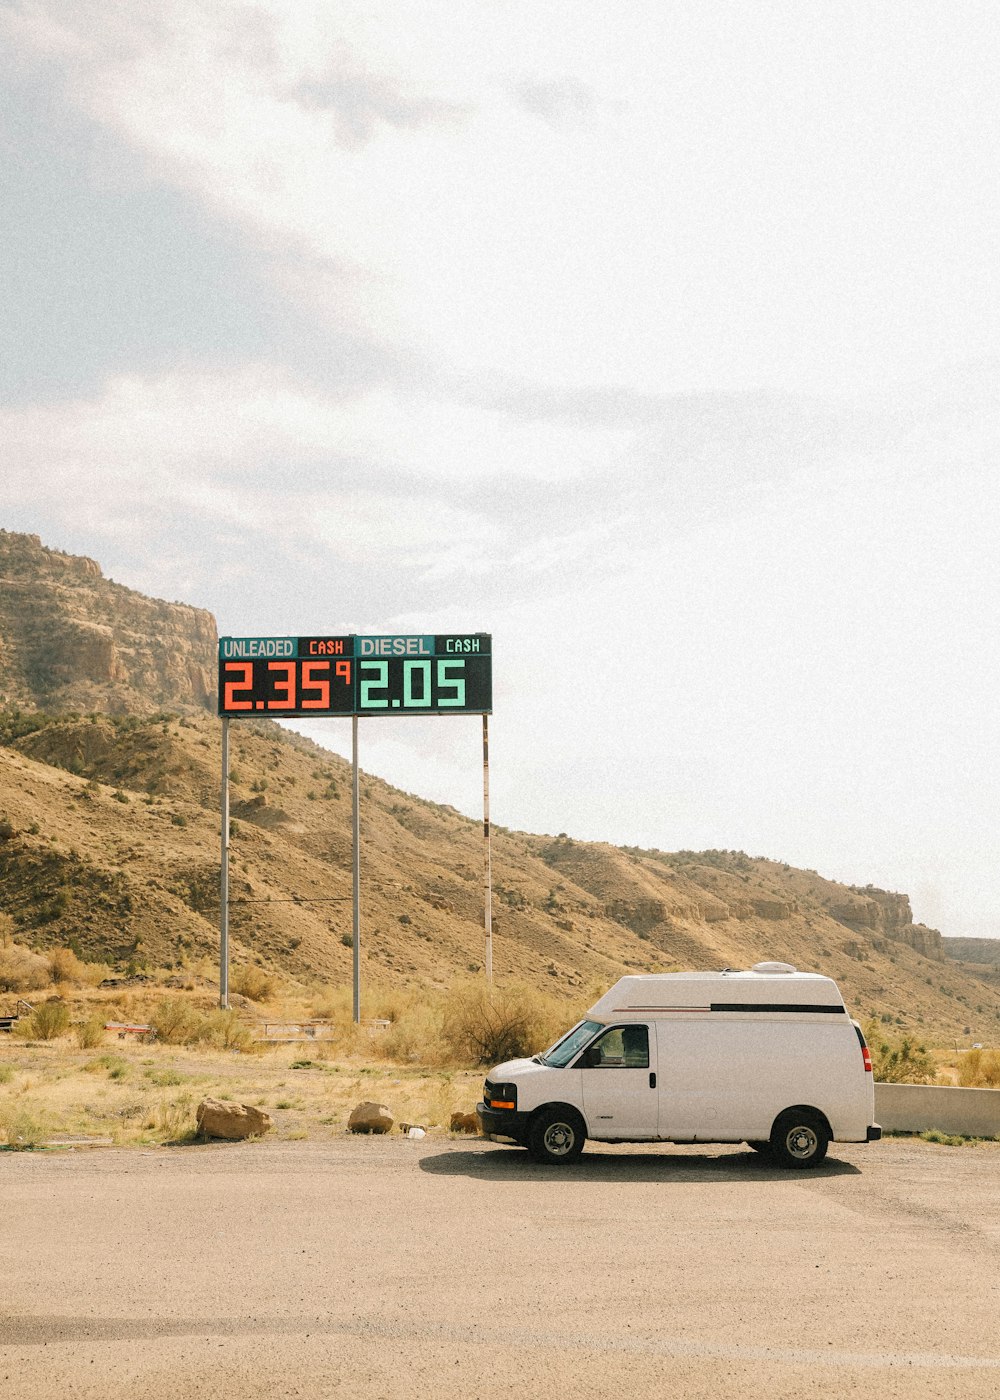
<box><xmin>751</xmin><ymin>961</ymin><xmax>797</xmax><ymax>974</ymax></box>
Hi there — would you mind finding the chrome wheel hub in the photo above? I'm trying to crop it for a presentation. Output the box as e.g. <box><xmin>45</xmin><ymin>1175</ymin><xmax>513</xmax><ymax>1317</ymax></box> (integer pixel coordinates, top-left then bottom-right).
<box><xmin>787</xmin><ymin>1126</ymin><xmax>818</xmax><ymax>1159</ymax></box>
<box><xmin>543</xmin><ymin>1122</ymin><xmax>574</xmax><ymax>1155</ymax></box>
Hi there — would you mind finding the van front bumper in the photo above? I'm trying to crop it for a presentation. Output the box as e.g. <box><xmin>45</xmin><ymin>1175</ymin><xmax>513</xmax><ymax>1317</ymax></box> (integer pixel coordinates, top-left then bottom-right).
<box><xmin>477</xmin><ymin>1102</ymin><xmax>530</xmax><ymax>1140</ymax></box>
<box><xmin>866</xmin><ymin>1124</ymin><xmax>882</xmax><ymax>1141</ymax></box>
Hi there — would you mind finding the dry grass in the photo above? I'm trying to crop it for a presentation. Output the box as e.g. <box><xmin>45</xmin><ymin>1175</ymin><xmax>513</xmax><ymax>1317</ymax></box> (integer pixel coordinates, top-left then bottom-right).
<box><xmin>0</xmin><ymin>976</ymin><xmax>554</xmax><ymax>1148</ymax></box>
<box><xmin>957</xmin><ymin>1047</ymin><xmax>1000</xmax><ymax>1087</ymax></box>
<box><xmin>0</xmin><ymin>942</ymin><xmax>50</xmax><ymax>993</ymax></box>
<box><xmin>0</xmin><ymin>1033</ymin><xmax>486</xmax><ymax>1148</ymax></box>
<box><xmin>0</xmin><ymin>933</ymin><xmax>111</xmax><ymax>995</ymax></box>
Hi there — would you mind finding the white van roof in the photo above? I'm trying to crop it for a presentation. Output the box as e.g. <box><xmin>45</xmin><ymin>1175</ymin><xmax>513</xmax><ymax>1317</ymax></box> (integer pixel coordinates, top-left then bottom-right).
<box><xmin>588</xmin><ymin>963</ymin><xmax>846</xmax><ymax>1020</ymax></box>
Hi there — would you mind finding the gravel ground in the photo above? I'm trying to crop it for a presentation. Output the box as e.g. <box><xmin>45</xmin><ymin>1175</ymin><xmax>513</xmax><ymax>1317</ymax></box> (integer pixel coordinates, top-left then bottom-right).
<box><xmin>2</xmin><ymin>1136</ymin><xmax>999</xmax><ymax>1399</ymax></box>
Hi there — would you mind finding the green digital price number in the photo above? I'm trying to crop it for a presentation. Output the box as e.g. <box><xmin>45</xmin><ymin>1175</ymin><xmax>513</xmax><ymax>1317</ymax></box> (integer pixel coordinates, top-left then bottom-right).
<box><xmin>358</xmin><ymin>656</ymin><xmax>472</xmax><ymax>710</ymax></box>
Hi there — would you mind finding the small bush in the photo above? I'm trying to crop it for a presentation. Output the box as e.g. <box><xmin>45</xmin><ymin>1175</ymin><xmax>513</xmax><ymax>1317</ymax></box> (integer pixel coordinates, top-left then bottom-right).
<box><xmin>28</xmin><ymin>1000</ymin><xmax>70</xmax><ymax>1040</ymax></box>
<box><xmin>0</xmin><ymin>943</ymin><xmax>49</xmax><ymax>993</ymax></box>
<box><xmin>0</xmin><ymin>1102</ymin><xmax>47</xmax><ymax>1149</ymax></box>
<box><xmin>957</xmin><ymin>1048</ymin><xmax>1000</xmax><ymax>1088</ymax></box>
<box><xmin>154</xmin><ymin>1093</ymin><xmax>197</xmax><ymax>1143</ymax></box>
<box><xmin>865</xmin><ymin>1024</ymin><xmax>936</xmax><ymax>1084</ymax></box>
<box><xmin>49</xmin><ymin>947</ymin><xmax>85</xmax><ymax>985</ymax></box>
<box><xmin>198</xmin><ymin>1009</ymin><xmax>255</xmax><ymax>1052</ymax></box>
<box><xmin>375</xmin><ymin>1001</ymin><xmax>445</xmax><ymax>1064</ymax></box>
<box><xmin>50</xmin><ymin>946</ymin><xmax>109</xmax><ymax>988</ymax></box>
<box><xmin>310</xmin><ymin>987</ymin><xmax>352</xmax><ymax>1022</ymax></box>
<box><xmin>146</xmin><ymin>1069</ymin><xmax>184</xmax><ymax>1086</ymax></box>
<box><xmin>74</xmin><ymin>1016</ymin><xmax>106</xmax><ymax>1049</ymax></box>
<box><xmin>441</xmin><ymin>979</ymin><xmax>565</xmax><ymax>1065</ymax></box>
<box><xmin>84</xmin><ymin>1054</ymin><xmax>128</xmax><ymax>1076</ymax></box>
<box><xmin>230</xmin><ymin>966</ymin><xmax>276</xmax><ymax>1002</ymax></box>
<box><xmin>150</xmin><ymin>997</ymin><xmax>200</xmax><ymax>1045</ymax></box>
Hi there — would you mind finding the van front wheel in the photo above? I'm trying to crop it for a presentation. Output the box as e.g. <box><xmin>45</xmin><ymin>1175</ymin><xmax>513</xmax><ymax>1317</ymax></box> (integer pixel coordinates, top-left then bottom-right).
<box><xmin>528</xmin><ymin>1107</ymin><xmax>586</xmax><ymax>1165</ymax></box>
<box><xmin>770</xmin><ymin>1111</ymin><xmax>829</xmax><ymax>1169</ymax></box>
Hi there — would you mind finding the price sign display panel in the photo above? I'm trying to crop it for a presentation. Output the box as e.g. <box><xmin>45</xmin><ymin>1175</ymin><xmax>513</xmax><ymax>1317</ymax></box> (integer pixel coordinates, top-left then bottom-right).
<box><xmin>218</xmin><ymin>635</ymin><xmax>491</xmax><ymax>717</ymax></box>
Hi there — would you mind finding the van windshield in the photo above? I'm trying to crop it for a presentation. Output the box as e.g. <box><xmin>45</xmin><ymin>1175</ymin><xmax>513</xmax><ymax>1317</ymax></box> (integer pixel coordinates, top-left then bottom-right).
<box><xmin>538</xmin><ymin>1020</ymin><xmax>603</xmax><ymax>1068</ymax></box>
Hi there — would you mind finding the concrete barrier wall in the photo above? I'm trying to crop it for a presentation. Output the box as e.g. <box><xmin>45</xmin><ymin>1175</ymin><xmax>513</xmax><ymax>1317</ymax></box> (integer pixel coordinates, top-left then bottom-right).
<box><xmin>874</xmin><ymin>1082</ymin><xmax>1000</xmax><ymax>1137</ymax></box>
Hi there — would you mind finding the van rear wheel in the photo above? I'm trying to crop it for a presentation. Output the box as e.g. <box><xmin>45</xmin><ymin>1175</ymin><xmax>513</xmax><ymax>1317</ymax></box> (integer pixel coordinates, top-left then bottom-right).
<box><xmin>746</xmin><ymin>1140</ymin><xmax>771</xmax><ymax>1155</ymax></box>
<box><xmin>770</xmin><ymin>1110</ymin><xmax>829</xmax><ymax>1169</ymax></box>
<box><xmin>528</xmin><ymin>1107</ymin><xmax>586</xmax><ymax>1165</ymax></box>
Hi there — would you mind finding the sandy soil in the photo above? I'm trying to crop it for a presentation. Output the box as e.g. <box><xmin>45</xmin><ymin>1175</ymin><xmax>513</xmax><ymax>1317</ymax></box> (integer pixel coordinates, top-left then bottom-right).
<box><xmin>2</xmin><ymin>1136</ymin><xmax>999</xmax><ymax>1399</ymax></box>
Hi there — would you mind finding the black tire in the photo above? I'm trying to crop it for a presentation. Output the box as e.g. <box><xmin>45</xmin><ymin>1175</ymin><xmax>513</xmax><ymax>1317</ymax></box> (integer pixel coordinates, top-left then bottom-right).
<box><xmin>746</xmin><ymin>1140</ymin><xmax>772</xmax><ymax>1155</ymax></box>
<box><xmin>770</xmin><ymin>1110</ymin><xmax>829</xmax><ymax>1169</ymax></box>
<box><xmin>527</xmin><ymin>1106</ymin><xmax>586</xmax><ymax>1165</ymax></box>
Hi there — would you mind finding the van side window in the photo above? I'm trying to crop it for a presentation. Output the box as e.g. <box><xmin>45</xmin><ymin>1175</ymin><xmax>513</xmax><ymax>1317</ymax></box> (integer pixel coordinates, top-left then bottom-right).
<box><xmin>582</xmin><ymin>1025</ymin><xmax>649</xmax><ymax>1069</ymax></box>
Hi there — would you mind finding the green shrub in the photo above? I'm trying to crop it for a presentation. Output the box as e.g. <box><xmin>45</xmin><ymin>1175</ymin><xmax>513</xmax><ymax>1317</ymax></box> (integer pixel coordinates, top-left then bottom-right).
<box><xmin>84</xmin><ymin>1054</ymin><xmax>129</xmax><ymax>1076</ymax></box>
<box><xmin>28</xmin><ymin>1000</ymin><xmax>70</xmax><ymax>1040</ymax></box>
<box><xmin>864</xmin><ymin>1024</ymin><xmax>936</xmax><ymax>1083</ymax></box>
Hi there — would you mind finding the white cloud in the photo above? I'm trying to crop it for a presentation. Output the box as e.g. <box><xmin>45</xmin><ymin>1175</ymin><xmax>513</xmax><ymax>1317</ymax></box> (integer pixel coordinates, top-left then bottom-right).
<box><xmin>10</xmin><ymin>1</ymin><xmax>1000</xmax><ymax>395</ymax></box>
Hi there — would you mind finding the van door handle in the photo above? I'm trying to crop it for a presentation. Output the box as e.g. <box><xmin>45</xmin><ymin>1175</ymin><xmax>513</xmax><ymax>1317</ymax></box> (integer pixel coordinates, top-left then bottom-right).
<box><xmin>649</xmin><ymin>1072</ymin><xmax>657</xmax><ymax>1089</ymax></box>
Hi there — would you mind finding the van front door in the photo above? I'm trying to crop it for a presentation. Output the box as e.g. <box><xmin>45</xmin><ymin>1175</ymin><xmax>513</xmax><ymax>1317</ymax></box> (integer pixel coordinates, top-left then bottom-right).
<box><xmin>579</xmin><ymin>1024</ymin><xmax>658</xmax><ymax>1139</ymax></box>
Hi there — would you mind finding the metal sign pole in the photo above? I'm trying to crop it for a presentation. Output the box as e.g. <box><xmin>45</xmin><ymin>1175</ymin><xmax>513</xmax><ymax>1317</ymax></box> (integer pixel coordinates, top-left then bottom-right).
<box><xmin>352</xmin><ymin>712</ymin><xmax>361</xmax><ymax>1024</ymax></box>
<box><xmin>219</xmin><ymin>716</ymin><xmax>230</xmax><ymax>1010</ymax></box>
<box><xmin>483</xmin><ymin>712</ymin><xmax>493</xmax><ymax>984</ymax></box>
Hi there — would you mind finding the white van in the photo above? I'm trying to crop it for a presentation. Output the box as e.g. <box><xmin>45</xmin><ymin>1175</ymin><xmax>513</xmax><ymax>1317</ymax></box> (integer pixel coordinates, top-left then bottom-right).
<box><xmin>477</xmin><ymin>963</ymin><xmax>881</xmax><ymax>1168</ymax></box>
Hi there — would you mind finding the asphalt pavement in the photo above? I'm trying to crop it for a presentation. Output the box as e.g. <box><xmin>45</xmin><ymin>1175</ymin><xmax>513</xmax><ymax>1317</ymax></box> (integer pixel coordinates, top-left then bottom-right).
<box><xmin>2</xmin><ymin>1136</ymin><xmax>998</xmax><ymax>1399</ymax></box>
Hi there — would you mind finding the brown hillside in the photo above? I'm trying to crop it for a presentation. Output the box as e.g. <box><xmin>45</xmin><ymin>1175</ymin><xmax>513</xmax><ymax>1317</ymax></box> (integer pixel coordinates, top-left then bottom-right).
<box><xmin>1</xmin><ymin>529</ymin><xmax>998</xmax><ymax>1042</ymax></box>
<box><xmin>1</xmin><ymin>710</ymin><xmax>999</xmax><ymax>1042</ymax></box>
<box><xmin>0</xmin><ymin>530</ymin><xmax>215</xmax><ymax>714</ymax></box>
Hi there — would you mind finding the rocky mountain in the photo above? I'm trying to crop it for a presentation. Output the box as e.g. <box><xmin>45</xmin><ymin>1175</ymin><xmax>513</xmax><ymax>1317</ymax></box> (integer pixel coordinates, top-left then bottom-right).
<box><xmin>1</xmin><ymin>707</ymin><xmax>999</xmax><ymax>1040</ymax></box>
<box><xmin>0</xmin><ymin>530</ymin><xmax>216</xmax><ymax>715</ymax></box>
<box><xmin>1</xmin><ymin>530</ymin><xmax>998</xmax><ymax>1040</ymax></box>
<box><xmin>944</xmin><ymin>937</ymin><xmax>1000</xmax><ymax>970</ymax></box>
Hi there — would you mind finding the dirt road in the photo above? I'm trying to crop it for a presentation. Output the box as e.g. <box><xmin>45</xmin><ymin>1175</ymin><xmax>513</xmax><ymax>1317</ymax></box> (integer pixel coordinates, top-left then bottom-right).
<box><xmin>2</xmin><ymin>1136</ymin><xmax>998</xmax><ymax>1399</ymax></box>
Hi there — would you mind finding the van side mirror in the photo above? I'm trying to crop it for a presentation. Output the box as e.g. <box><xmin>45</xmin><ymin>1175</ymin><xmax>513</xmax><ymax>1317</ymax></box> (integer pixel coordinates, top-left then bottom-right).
<box><xmin>580</xmin><ymin>1046</ymin><xmax>600</xmax><ymax>1068</ymax></box>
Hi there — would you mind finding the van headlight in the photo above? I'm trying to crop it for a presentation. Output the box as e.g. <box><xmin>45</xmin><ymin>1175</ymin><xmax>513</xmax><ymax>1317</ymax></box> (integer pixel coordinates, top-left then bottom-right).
<box><xmin>486</xmin><ymin>1082</ymin><xmax>517</xmax><ymax>1110</ymax></box>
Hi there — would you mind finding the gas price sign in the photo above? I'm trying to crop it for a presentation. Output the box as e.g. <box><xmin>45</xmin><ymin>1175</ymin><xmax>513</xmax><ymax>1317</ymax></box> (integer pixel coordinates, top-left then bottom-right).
<box><xmin>218</xmin><ymin>634</ymin><xmax>491</xmax><ymax>718</ymax></box>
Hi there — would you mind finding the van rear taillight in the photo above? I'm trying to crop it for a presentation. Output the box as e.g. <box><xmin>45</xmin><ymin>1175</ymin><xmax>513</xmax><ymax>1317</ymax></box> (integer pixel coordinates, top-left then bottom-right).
<box><xmin>853</xmin><ymin>1021</ymin><xmax>872</xmax><ymax>1072</ymax></box>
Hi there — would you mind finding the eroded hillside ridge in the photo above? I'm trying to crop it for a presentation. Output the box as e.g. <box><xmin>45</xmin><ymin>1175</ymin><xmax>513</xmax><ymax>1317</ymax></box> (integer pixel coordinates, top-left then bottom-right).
<box><xmin>1</xmin><ymin>709</ymin><xmax>999</xmax><ymax>1041</ymax></box>
<box><xmin>944</xmin><ymin>938</ymin><xmax>1000</xmax><ymax>969</ymax></box>
<box><xmin>0</xmin><ymin>530</ymin><xmax>216</xmax><ymax>715</ymax></box>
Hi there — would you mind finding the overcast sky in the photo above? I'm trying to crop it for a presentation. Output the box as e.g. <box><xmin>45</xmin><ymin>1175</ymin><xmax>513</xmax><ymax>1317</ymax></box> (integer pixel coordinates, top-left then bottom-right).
<box><xmin>2</xmin><ymin>2</ymin><xmax>999</xmax><ymax>939</ymax></box>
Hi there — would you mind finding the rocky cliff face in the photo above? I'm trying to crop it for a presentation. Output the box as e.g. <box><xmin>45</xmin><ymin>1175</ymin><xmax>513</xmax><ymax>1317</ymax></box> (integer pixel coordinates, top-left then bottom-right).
<box><xmin>828</xmin><ymin>885</ymin><xmax>944</xmax><ymax>961</ymax></box>
<box><xmin>0</xmin><ymin>531</ymin><xmax>216</xmax><ymax>715</ymax></box>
